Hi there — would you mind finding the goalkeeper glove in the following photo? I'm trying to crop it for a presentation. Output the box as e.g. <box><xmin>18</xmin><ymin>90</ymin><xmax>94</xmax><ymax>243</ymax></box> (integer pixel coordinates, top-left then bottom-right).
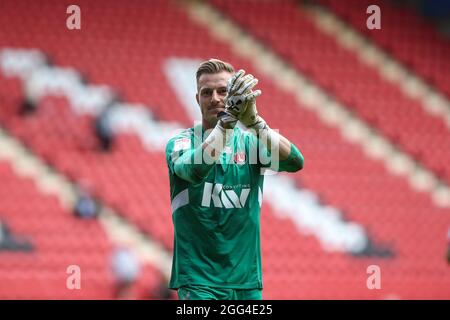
<box><xmin>219</xmin><ymin>69</ymin><xmax>266</xmax><ymax>130</ymax></box>
<box><xmin>238</xmin><ymin>92</ymin><xmax>267</xmax><ymax>130</ymax></box>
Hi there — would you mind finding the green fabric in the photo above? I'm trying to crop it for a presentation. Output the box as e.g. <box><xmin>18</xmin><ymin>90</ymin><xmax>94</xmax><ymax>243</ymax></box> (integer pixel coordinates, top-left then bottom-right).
<box><xmin>166</xmin><ymin>125</ymin><xmax>303</xmax><ymax>290</ymax></box>
<box><xmin>178</xmin><ymin>285</ymin><xmax>263</xmax><ymax>300</ymax></box>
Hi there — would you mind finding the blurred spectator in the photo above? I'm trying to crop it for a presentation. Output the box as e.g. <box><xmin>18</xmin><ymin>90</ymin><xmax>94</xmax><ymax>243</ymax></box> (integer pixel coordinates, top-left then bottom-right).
<box><xmin>19</xmin><ymin>75</ymin><xmax>39</xmax><ymax>116</ymax></box>
<box><xmin>19</xmin><ymin>96</ymin><xmax>37</xmax><ymax>115</ymax></box>
<box><xmin>110</xmin><ymin>246</ymin><xmax>141</xmax><ymax>299</ymax></box>
<box><xmin>447</xmin><ymin>227</ymin><xmax>450</xmax><ymax>264</ymax></box>
<box><xmin>393</xmin><ymin>0</ymin><xmax>450</xmax><ymax>36</ymax></box>
<box><xmin>73</xmin><ymin>182</ymin><xmax>99</xmax><ymax>219</ymax></box>
<box><xmin>94</xmin><ymin>103</ymin><xmax>117</xmax><ymax>152</ymax></box>
<box><xmin>0</xmin><ymin>219</ymin><xmax>33</xmax><ymax>252</ymax></box>
<box><xmin>19</xmin><ymin>55</ymin><xmax>52</xmax><ymax>116</ymax></box>
<box><xmin>150</xmin><ymin>273</ymin><xmax>172</xmax><ymax>300</ymax></box>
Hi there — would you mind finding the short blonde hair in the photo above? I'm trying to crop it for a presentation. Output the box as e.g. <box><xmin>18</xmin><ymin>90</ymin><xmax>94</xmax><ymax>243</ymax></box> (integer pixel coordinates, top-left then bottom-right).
<box><xmin>196</xmin><ymin>58</ymin><xmax>234</xmax><ymax>89</ymax></box>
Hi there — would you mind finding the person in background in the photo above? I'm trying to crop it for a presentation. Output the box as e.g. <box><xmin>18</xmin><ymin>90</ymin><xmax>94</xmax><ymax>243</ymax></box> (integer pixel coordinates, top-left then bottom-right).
<box><xmin>110</xmin><ymin>245</ymin><xmax>141</xmax><ymax>299</ymax></box>
<box><xmin>0</xmin><ymin>219</ymin><xmax>33</xmax><ymax>252</ymax></box>
<box><xmin>447</xmin><ymin>227</ymin><xmax>450</xmax><ymax>264</ymax></box>
<box><xmin>73</xmin><ymin>182</ymin><xmax>99</xmax><ymax>219</ymax></box>
<box><xmin>94</xmin><ymin>103</ymin><xmax>116</xmax><ymax>152</ymax></box>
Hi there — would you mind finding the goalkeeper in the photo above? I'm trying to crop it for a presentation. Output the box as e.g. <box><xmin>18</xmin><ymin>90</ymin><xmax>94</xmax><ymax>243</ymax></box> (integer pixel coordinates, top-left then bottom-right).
<box><xmin>165</xmin><ymin>59</ymin><xmax>304</xmax><ymax>300</ymax></box>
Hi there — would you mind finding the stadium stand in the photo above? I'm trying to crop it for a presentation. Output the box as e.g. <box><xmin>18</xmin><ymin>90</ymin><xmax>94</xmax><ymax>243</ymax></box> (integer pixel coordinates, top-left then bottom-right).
<box><xmin>320</xmin><ymin>0</ymin><xmax>450</xmax><ymax>98</ymax></box>
<box><xmin>0</xmin><ymin>0</ymin><xmax>449</xmax><ymax>299</ymax></box>
<box><xmin>0</xmin><ymin>148</ymin><xmax>170</xmax><ymax>299</ymax></box>
<box><xmin>0</xmin><ymin>160</ymin><xmax>114</xmax><ymax>299</ymax></box>
<box><xmin>209</xmin><ymin>0</ymin><xmax>450</xmax><ymax>184</ymax></box>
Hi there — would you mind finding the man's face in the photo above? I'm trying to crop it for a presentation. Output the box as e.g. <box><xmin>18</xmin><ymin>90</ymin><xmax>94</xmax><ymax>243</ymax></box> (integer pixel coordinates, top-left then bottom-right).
<box><xmin>196</xmin><ymin>71</ymin><xmax>232</xmax><ymax>128</ymax></box>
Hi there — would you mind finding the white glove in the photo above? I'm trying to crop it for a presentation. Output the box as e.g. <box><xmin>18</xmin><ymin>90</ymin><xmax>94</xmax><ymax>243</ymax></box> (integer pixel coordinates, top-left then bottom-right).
<box><xmin>218</xmin><ymin>69</ymin><xmax>262</xmax><ymax>127</ymax></box>
<box><xmin>238</xmin><ymin>94</ymin><xmax>267</xmax><ymax>130</ymax></box>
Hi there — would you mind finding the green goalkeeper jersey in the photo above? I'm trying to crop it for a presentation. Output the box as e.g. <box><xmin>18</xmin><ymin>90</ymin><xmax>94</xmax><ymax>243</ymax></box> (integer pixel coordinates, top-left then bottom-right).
<box><xmin>165</xmin><ymin>124</ymin><xmax>303</xmax><ymax>290</ymax></box>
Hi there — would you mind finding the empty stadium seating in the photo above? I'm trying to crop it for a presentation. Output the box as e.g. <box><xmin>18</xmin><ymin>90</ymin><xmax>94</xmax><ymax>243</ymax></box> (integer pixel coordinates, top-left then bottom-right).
<box><xmin>0</xmin><ymin>0</ymin><xmax>449</xmax><ymax>299</ymax></box>
<box><xmin>0</xmin><ymin>159</ymin><xmax>169</xmax><ymax>299</ymax></box>
<box><xmin>0</xmin><ymin>161</ymin><xmax>114</xmax><ymax>299</ymax></box>
<box><xmin>320</xmin><ymin>0</ymin><xmax>450</xmax><ymax>98</ymax></box>
<box><xmin>210</xmin><ymin>0</ymin><xmax>450</xmax><ymax>183</ymax></box>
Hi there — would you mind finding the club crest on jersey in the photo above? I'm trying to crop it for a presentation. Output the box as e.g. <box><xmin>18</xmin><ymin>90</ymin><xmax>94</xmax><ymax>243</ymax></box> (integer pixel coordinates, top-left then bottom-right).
<box><xmin>234</xmin><ymin>152</ymin><xmax>246</xmax><ymax>165</ymax></box>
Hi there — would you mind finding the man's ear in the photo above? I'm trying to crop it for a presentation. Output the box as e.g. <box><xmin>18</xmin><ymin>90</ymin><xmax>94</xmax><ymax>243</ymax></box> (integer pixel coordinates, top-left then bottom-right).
<box><xmin>195</xmin><ymin>93</ymin><xmax>199</xmax><ymax>105</ymax></box>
